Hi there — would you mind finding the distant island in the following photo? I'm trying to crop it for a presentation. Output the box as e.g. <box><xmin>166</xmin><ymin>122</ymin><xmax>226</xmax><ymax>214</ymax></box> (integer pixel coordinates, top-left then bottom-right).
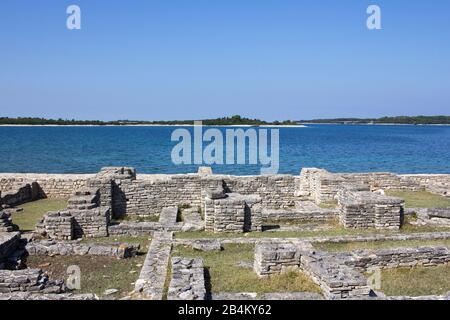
<box><xmin>0</xmin><ymin>115</ymin><xmax>298</xmax><ymax>126</ymax></box>
<box><xmin>1</xmin><ymin>115</ymin><xmax>449</xmax><ymax>126</ymax></box>
<box><xmin>299</xmin><ymin>116</ymin><xmax>450</xmax><ymax>125</ymax></box>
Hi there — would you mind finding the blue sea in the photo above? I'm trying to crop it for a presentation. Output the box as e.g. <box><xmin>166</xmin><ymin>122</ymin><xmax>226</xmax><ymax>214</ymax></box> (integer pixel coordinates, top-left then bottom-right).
<box><xmin>1</xmin><ymin>125</ymin><xmax>450</xmax><ymax>175</ymax></box>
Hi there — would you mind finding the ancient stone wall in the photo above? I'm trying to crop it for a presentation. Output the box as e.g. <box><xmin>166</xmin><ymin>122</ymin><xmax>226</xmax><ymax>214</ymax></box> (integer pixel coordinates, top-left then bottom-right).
<box><xmin>36</xmin><ymin>188</ymin><xmax>110</xmax><ymax>240</ymax></box>
<box><xmin>254</xmin><ymin>243</ymin><xmax>301</xmax><ymax>277</ymax></box>
<box><xmin>0</xmin><ymin>232</ymin><xmax>26</xmax><ymax>270</ymax></box>
<box><xmin>341</xmin><ymin>246</ymin><xmax>450</xmax><ymax>271</ymax></box>
<box><xmin>0</xmin><ymin>269</ymin><xmax>65</xmax><ymax>294</ymax></box>
<box><xmin>168</xmin><ymin>257</ymin><xmax>206</xmax><ymax>300</ymax></box>
<box><xmin>337</xmin><ymin>184</ymin><xmax>403</xmax><ymax>229</ymax></box>
<box><xmin>0</xmin><ymin>174</ymin><xmax>93</xmax><ymax>199</ymax></box>
<box><xmin>26</xmin><ymin>240</ymin><xmax>139</xmax><ymax>259</ymax></box>
<box><xmin>0</xmin><ymin>182</ymin><xmax>40</xmax><ymax>207</ymax></box>
<box><xmin>400</xmin><ymin>174</ymin><xmax>450</xmax><ymax>197</ymax></box>
<box><xmin>204</xmin><ymin>193</ymin><xmax>262</xmax><ymax>233</ymax></box>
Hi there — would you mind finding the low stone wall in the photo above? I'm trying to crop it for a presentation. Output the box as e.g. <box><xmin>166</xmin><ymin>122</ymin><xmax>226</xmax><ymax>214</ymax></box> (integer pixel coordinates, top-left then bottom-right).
<box><xmin>254</xmin><ymin>243</ymin><xmax>302</xmax><ymax>277</ymax></box>
<box><xmin>36</xmin><ymin>212</ymin><xmax>74</xmax><ymax>240</ymax></box>
<box><xmin>411</xmin><ymin>208</ymin><xmax>450</xmax><ymax>227</ymax></box>
<box><xmin>341</xmin><ymin>246</ymin><xmax>450</xmax><ymax>271</ymax></box>
<box><xmin>262</xmin><ymin>201</ymin><xmax>337</xmax><ymax>222</ymax></box>
<box><xmin>205</xmin><ymin>193</ymin><xmax>262</xmax><ymax>233</ymax></box>
<box><xmin>0</xmin><ymin>268</ymin><xmax>65</xmax><ymax>294</ymax></box>
<box><xmin>0</xmin><ymin>292</ymin><xmax>98</xmax><ymax>300</ymax></box>
<box><xmin>401</xmin><ymin>174</ymin><xmax>450</xmax><ymax>197</ymax></box>
<box><xmin>0</xmin><ymin>173</ymin><xmax>93</xmax><ymax>199</ymax></box>
<box><xmin>168</xmin><ymin>257</ymin><xmax>206</xmax><ymax>300</ymax></box>
<box><xmin>0</xmin><ymin>211</ymin><xmax>18</xmax><ymax>233</ymax></box>
<box><xmin>337</xmin><ymin>184</ymin><xmax>403</xmax><ymax>229</ymax></box>
<box><xmin>253</xmin><ymin>242</ymin><xmax>371</xmax><ymax>299</ymax></box>
<box><xmin>134</xmin><ymin>232</ymin><xmax>172</xmax><ymax>300</ymax></box>
<box><xmin>1</xmin><ymin>183</ymin><xmax>40</xmax><ymax>207</ymax></box>
<box><xmin>36</xmin><ymin>188</ymin><xmax>110</xmax><ymax>240</ymax></box>
<box><xmin>301</xmin><ymin>252</ymin><xmax>371</xmax><ymax>300</ymax></box>
<box><xmin>26</xmin><ymin>240</ymin><xmax>139</xmax><ymax>259</ymax></box>
<box><xmin>0</xmin><ymin>232</ymin><xmax>26</xmax><ymax>270</ymax></box>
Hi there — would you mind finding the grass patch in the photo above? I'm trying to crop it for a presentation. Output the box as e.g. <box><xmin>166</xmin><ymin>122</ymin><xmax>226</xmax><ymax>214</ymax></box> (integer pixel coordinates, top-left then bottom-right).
<box><xmin>80</xmin><ymin>235</ymin><xmax>151</xmax><ymax>253</ymax></box>
<box><xmin>171</xmin><ymin>244</ymin><xmax>321</xmax><ymax>295</ymax></box>
<box><xmin>111</xmin><ymin>215</ymin><xmax>159</xmax><ymax>223</ymax></box>
<box><xmin>11</xmin><ymin>198</ymin><xmax>68</xmax><ymax>232</ymax></box>
<box><xmin>318</xmin><ymin>201</ymin><xmax>338</xmax><ymax>209</ymax></box>
<box><xmin>385</xmin><ymin>190</ymin><xmax>450</xmax><ymax>208</ymax></box>
<box><xmin>26</xmin><ymin>254</ymin><xmax>145</xmax><ymax>299</ymax></box>
<box><xmin>378</xmin><ymin>264</ymin><xmax>450</xmax><ymax>297</ymax></box>
<box><xmin>314</xmin><ymin>239</ymin><xmax>450</xmax><ymax>252</ymax></box>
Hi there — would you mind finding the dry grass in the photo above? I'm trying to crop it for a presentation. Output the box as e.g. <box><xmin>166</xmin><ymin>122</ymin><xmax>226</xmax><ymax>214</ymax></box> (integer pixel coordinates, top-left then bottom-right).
<box><xmin>378</xmin><ymin>264</ymin><xmax>450</xmax><ymax>297</ymax></box>
<box><xmin>314</xmin><ymin>239</ymin><xmax>450</xmax><ymax>252</ymax></box>
<box><xmin>11</xmin><ymin>198</ymin><xmax>68</xmax><ymax>232</ymax></box>
<box><xmin>171</xmin><ymin>244</ymin><xmax>321</xmax><ymax>295</ymax></box>
<box><xmin>26</xmin><ymin>254</ymin><xmax>145</xmax><ymax>299</ymax></box>
<box><xmin>386</xmin><ymin>190</ymin><xmax>450</xmax><ymax>208</ymax></box>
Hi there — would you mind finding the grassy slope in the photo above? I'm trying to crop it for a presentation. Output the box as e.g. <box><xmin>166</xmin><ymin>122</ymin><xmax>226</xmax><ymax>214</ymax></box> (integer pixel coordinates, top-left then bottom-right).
<box><xmin>172</xmin><ymin>244</ymin><xmax>321</xmax><ymax>295</ymax></box>
<box><xmin>11</xmin><ymin>198</ymin><xmax>68</xmax><ymax>231</ymax></box>
<box><xmin>386</xmin><ymin>190</ymin><xmax>450</xmax><ymax>208</ymax></box>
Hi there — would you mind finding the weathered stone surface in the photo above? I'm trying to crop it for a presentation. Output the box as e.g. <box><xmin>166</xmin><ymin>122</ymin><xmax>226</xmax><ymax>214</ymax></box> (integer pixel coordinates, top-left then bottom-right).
<box><xmin>205</xmin><ymin>193</ymin><xmax>262</xmax><ymax>233</ymax></box>
<box><xmin>134</xmin><ymin>232</ymin><xmax>172</xmax><ymax>300</ymax></box>
<box><xmin>337</xmin><ymin>184</ymin><xmax>404</xmax><ymax>230</ymax></box>
<box><xmin>26</xmin><ymin>239</ymin><xmax>139</xmax><ymax>259</ymax></box>
<box><xmin>341</xmin><ymin>246</ymin><xmax>450</xmax><ymax>271</ymax></box>
<box><xmin>261</xmin><ymin>292</ymin><xmax>323</xmax><ymax>300</ymax></box>
<box><xmin>0</xmin><ymin>292</ymin><xmax>98</xmax><ymax>300</ymax></box>
<box><xmin>181</xmin><ymin>208</ymin><xmax>204</xmax><ymax>232</ymax></box>
<box><xmin>35</xmin><ymin>188</ymin><xmax>110</xmax><ymax>240</ymax></box>
<box><xmin>0</xmin><ymin>232</ymin><xmax>26</xmax><ymax>269</ymax></box>
<box><xmin>254</xmin><ymin>243</ymin><xmax>302</xmax><ymax>277</ymax></box>
<box><xmin>300</xmin><ymin>252</ymin><xmax>371</xmax><ymax>300</ymax></box>
<box><xmin>168</xmin><ymin>257</ymin><xmax>206</xmax><ymax>300</ymax></box>
<box><xmin>0</xmin><ymin>211</ymin><xmax>19</xmax><ymax>233</ymax></box>
<box><xmin>191</xmin><ymin>240</ymin><xmax>222</xmax><ymax>252</ymax></box>
<box><xmin>159</xmin><ymin>207</ymin><xmax>178</xmax><ymax>227</ymax></box>
<box><xmin>0</xmin><ymin>268</ymin><xmax>65</xmax><ymax>294</ymax></box>
<box><xmin>212</xmin><ymin>292</ymin><xmax>257</xmax><ymax>300</ymax></box>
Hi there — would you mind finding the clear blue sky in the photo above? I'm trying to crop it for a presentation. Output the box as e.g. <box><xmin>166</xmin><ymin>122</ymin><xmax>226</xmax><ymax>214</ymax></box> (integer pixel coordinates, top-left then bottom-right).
<box><xmin>1</xmin><ymin>0</ymin><xmax>449</xmax><ymax>121</ymax></box>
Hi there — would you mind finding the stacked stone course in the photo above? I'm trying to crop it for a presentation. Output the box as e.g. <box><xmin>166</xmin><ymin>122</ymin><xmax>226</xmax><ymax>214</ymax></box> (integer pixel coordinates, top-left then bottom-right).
<box><xmin>0</xmin><ymin>268</ymin><xmax>65</xmax><ymax>294</ymax></box>
<box><xmin>26</xmin><ymin>239</ymin><xmax>139</xmax><ymax>259</ymax></box>
<box><xmin>337</xmin><ymin>184</ymin><xmax>403</xmax><ymax>230</ymax></box>
<box><xmin>36</xmin><ymin>188</ymin><xmax>110</xmax><ymax>240</ymax></box>
<box><xmin>204</xmin><ymin>193</ymin><xmax>262</xmax><ymax>233</ymax></box>
<box><xmin>168</xmin><ymin>257</ymin><xmax>206</xmax><ymax>300</ymax></box>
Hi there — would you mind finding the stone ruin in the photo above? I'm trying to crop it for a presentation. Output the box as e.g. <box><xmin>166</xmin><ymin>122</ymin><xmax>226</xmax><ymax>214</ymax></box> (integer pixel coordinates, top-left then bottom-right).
<box><xmin>337</xmin><ymin>183</ymin><xmax>404</xmax><ymax>230</ymax></box>
<box><xmin>35</xmin><ymin>188</ymin><xmax>110</xmax><ymax>240</ymax></box>
<box><xmin>253</xmin><ymin>241</ymin><xmax>450</xmax><ymax>300</ymax></box>
<box><xmin>0</xmin><ymin>166</ymin><xmax>449</xmax><ymax>300</ymax></box>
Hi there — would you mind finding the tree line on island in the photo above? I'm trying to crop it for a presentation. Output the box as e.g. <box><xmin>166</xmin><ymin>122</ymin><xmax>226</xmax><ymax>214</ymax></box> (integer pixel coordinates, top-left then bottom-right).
<box><xmin>1</xmin><ymin>115</ymin><xmax>449</xmax><ymax>126</ymax></box>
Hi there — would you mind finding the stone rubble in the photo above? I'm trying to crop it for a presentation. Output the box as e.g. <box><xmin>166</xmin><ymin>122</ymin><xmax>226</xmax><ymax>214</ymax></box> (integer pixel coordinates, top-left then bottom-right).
<box><xmin>168</xmin><ymin>257</ymin><xmax>206</xmax><ymax>300</ymax></box>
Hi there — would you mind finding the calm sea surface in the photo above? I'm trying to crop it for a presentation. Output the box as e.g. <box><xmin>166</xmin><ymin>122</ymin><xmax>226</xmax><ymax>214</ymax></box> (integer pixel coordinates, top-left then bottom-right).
<box><xmin>1</xmin><ymin>125</ymin><xmax>449</xmax><ymax>175</ymax></box>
